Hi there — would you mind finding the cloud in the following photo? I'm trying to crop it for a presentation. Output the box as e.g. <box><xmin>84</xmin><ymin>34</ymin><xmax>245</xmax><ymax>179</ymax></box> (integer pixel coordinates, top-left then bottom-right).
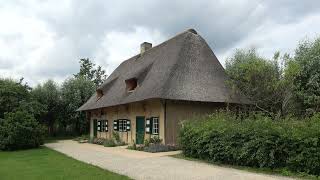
<box><xmin>93</xmin><ymin>27</ymin><xmax>165</xmax><ymax>75</ymax></box>
<box><xmin>0</xmin><ymin>0</ymin><xmax>320</xmax><ymax>86</ymax></box>
<box><xmin>219</xmin><ymin>13</ymin><xmax>320</xmax><ymax>63</ymax></box>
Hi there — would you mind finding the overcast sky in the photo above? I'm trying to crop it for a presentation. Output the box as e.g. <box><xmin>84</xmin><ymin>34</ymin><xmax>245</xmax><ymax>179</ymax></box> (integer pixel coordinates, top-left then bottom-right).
<box><xmin>1</xmin><ymin>0</ymin><xmax>320</xmax><ymax>86</ymax></box>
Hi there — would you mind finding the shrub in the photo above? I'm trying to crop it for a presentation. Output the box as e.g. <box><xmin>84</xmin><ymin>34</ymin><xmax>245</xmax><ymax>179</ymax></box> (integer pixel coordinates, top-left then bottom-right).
<box><xmin>91</xmin><ymin>138</ymin><xmax>105</xmax><ymax>145</ymax></box>
<box><xmin>127</xmin><ymin>143</ymin><xmax>143</xmax><ymax>151</ymax></box>
<box><xmin>144</xmin><ymin>144</ymin><xmax>178</xmax><ymax>153</ymax></box>
<box><xmin>103</xmin><ymin>139</ymin><xmax>116</xmax><ymax>147</ymax></box>
<box><xmin>149</xmin><ymin>136</ymin><xmax>162</xmax><ymax>144</ymax></box>
<box><xmin>73</xmin><ymin>134</ymin><xmax>89</xmax><ymax>143</ymax></box>
<box><xmin>0</xmin><ymin>111</ymin><xmax>45</xmax><ymax>150</ymax></box>
<box><xmin>112</xmin><ymin>132</ymin><xmax>121</xmax><ymax>143</ymax></box>
<box><xmin>179</xmin><ymin>112</ymin><xmax>320</xmax><ymax>175</ymax></box>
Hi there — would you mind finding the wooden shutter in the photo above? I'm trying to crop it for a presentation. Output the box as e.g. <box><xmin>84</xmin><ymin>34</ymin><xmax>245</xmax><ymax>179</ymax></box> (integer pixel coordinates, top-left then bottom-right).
<box><xmin>113</xmin><ymin>120</ymin><xmax>118</xmax><ymax>131</ymax></box>
<box><xmin>146</xmin><ymin>118</ymin><xmax>151</xmax><ymax>134</ymax></box>
<box><xmin>105</xmin><ymin>120</ymin><xmax>108</xmax><ymax>132</ymax></box>
<box><xmin>97</xmin><ymin>120</ymin><xmax>101</xmax><ymax>132</ymax></box>
<box><xmin>126</xmin><ymin>120</ymin><xmax>131</xmax><ymax>131</ymax></box>
<box><xmin>150</xmin><ymin>117</ymin><xmax>154</xmax><ymax>134</ymax></box>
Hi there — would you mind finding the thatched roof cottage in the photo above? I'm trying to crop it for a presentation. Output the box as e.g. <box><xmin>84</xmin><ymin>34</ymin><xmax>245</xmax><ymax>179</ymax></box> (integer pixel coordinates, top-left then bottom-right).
<box><xmin>78</xmin><ymin>29</ymin><xmax>249</xmax><ymax>145</ymax></box>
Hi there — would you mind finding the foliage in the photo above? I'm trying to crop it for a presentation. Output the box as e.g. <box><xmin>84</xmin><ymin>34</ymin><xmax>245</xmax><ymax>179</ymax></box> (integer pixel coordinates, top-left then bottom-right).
<box><xmin>90</xmin><ymin>138</ymin><xmax>105</xmax><ymax>145</ymax></box>
<box><xmin>73</xmin><ymin>134</ymin><xmax>89</xmax><ymax>143</ymax></box>
<box><xmin>103</xmin><ymin>139</ymin><xmax>116</xmax><ymax>147</ymax></box>
<box><xmin>60</xmin><ymin>76</ymin><xmax>95</xmax><ymax>135</ymax></box>
<box><xmin>74</xmin><ymin>58</ymin><xmax>107</xmax><ymax>87</ymax></box>
<box><xmin>144</xmin><ymin>144</ymin><xmax>178</xmax><ymax>153</ymax></box>
<box><xmin>31</xmin><ymin>80</ymin><xmax>61</xmax><ymax>135</ymax></box>
<box><xmin>144</xmin><ymin>136</ymin><xmax>162</xmax><ymax>147</ymax></box>
<box><xmin>127</xmin><ymin>143</ymin><xmax>144</xmax><ymax>151</ymax></box>
<box><xmin>144</xmin><ymin>139</ymin><xmax>150</xmax><ymax>147</ymax></box>
<box><xmin>0</xmin><ymin>147</ymin><xmax>130</xmax><ymax>180</ymax></box>
<box><xmin>291</xmin><ymin>38</ymin><xmax>320</xmax><ymax>115</ymax></box>
<box><xmin>225</xmin><ymin>48</ymin><xmax>286</xmax><ymax>116</ymax></box>
<box><xmin>112</xmin><ymin>131</ymin><xmax>121</xmax><ymax>143</ymax></box>
<box><xmin>0</xmin><ymin>78</ymin><xmax>31</xmax><ymax>118</ymax></box>
<box><xmin>89</xmin><ymin>137</ymin><xmax>125</xmax><ymax>147</ymax></box>
<box><xmin>0</xmin><ymin>111</ymin><xmax>45</xmax><ymax>151</ymax></box>
<box><xmin>179</xmin><ymin>112</ymin><xmax>320</xmax><ymax>175</ymax></box>
<box><xmin>149</xmin><ymin>136</ymin><xmax>162</xmax><ymax>144</ymax></box>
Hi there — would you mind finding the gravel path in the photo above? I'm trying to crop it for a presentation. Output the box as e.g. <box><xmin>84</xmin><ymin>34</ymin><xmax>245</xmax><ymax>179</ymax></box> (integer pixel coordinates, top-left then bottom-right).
<box><xmin>45</xmin><ymin>140</ymin><xmax>293</xmax><ymax>180</ymax></box>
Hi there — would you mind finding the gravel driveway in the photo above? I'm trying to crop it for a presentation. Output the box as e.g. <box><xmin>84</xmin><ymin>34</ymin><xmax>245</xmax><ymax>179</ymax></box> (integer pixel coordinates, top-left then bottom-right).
<box><xmin>45</xmin><ymin>140</ymin><xmax>293</xmax><ymax>180</ymax></box>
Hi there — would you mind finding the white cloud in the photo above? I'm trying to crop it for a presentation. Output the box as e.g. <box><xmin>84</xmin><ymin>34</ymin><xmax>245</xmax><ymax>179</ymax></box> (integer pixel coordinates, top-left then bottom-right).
<box><xmin>217</xmin><ymin>14</ymin><xmax>320</xmax><ymax>65</ymax></box>
<box><xmin>93</xmin><ymin>27</ymin><xmax>165</xmax><ymax>75</ymax></box>
<box><xmin>0</xmin><ymin>0</ymin><xmax>320</xmax><ymax>86</ymax></box>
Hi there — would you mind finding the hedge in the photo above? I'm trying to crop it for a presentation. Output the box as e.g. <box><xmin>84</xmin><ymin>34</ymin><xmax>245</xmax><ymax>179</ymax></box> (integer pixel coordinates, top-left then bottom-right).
<box><xmin>179</xmin><ymin>113</ymin><xmax>320</xmax><ymax>175</ymax></box>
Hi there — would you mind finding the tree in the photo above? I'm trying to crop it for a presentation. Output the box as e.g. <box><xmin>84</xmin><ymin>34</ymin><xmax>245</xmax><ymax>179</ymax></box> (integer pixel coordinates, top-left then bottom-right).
<box><xmin>61</xmin><ymin>76</ymin><xmax>95</xmax><ymax>135</ymax></box>
<box><xmin>74</xmin><ymin>58</ymin><xmax>107</xmax><ymax>87</ymax></box>
<box><xmin>31</xmin><ymin>80</ymin><xmax>61</xmax><ymax>135</ymax></box>
<box><xmin>291</xmin><ymin>38</ymin><xmax>320</xmax><ymax>115</ymax></box>
<box><xmin>0</xmin><ymin>78</ymin><xmax>30</xmax><ymax>118</ymax></box>
<box><xmin>225</xmin><ymin>48</ymin><xmax>286</xmax><ymax>116</ymax></box>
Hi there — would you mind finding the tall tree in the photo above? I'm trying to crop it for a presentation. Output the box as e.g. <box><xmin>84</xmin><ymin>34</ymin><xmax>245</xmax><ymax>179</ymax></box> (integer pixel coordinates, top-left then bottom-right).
<box><xmin>291</xmin><ymin>38</ymin><xmax>320</xmax><ymax>115</ymax></box>
<box><xmin>0</xmin><ymin>78</ymin><xmax>30</xmax><ymax>118</ymax></box>
<box><xmin>60</xmin><ymin>76</ymin><xmax>95</xmax><ymax>135</ymax></box>
<box><xmin>74</xmin><ymin>58</ymin><xmax>107</xmax><ymax>87</ymax></box>
<box><xmin>225</xmin><ymin>48</ymin><xmax>286</xmax><ymax>116</ymax></box>
<box><xmin>31</xmin><ymin>80</ymin><xmax>61</xmax><ymax>135</ymax></box>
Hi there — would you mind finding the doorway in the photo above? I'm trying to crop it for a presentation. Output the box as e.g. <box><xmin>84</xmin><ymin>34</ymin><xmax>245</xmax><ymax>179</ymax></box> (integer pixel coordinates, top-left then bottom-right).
<box><xmin>136</xmin><ymin>116</ymin><xmax>145</xmax><ymax>144</ymax></box>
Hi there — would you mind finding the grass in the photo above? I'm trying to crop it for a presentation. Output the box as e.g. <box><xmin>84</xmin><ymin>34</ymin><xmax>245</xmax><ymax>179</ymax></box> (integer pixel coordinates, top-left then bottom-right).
<box><xmin>0</xmin><ymin>147</ymin><xmax>130</xmax><ymax>180</ymax></box>
<box><xmin>171</xmin><ymin>153</ymin><xmax>319</xmax><ymax>180</ymax></box>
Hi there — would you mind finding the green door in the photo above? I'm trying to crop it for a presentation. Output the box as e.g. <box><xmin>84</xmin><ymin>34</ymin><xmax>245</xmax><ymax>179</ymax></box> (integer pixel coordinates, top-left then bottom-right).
<box><xmin>136</xmin><ymin>116</ymin><xmax>145</xmax><ymax>144</ymax></box>
<box><xmin>93</xmin><ymin>119</ymin><xmax>97</xmax><ymax>137</ymax></box>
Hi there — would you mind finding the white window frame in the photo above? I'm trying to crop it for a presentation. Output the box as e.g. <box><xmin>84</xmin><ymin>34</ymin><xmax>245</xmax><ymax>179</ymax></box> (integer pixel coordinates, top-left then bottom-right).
<box><xmin>118</xmin><ymin>119</ymin><xmax>127</xmax><ymax>132</ymax></box>
<box><xmin>152</xmin><ymin>117</ymin><xmax>159</xmax><ymax>135</ymax></box>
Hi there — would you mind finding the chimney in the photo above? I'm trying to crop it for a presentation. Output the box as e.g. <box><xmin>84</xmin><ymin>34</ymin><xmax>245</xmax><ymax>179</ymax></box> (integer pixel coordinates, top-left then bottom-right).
<box><xmin>140</xmin><ymin>42</ymin><xmax>152</xmax><ymax>54</ymax></box>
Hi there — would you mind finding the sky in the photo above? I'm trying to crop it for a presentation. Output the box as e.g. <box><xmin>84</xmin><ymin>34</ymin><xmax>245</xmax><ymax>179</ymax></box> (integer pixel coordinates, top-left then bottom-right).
<box><xmin>0</xmin><ymin>0</ymin><xmax>320</xmax><ymax>86</ymax></box>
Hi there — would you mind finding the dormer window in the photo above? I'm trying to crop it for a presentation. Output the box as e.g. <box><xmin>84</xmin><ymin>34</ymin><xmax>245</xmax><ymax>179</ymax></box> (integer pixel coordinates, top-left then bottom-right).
<box><xmin>96</xmin><ymin>89</ymin><xmax>103</xmax><ymax>99</ymax></box>
<box><xmin>125</xmin><ymin>78</ymin><xmax>137</xmax><ymax>92</ymax></box>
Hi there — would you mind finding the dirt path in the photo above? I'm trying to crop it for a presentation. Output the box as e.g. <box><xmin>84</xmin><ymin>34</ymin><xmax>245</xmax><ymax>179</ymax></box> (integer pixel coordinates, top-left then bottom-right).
<box><xmin>45</xmin><ymin>140</ymin><xmax>293</xmax><ymax>180</ymax></box>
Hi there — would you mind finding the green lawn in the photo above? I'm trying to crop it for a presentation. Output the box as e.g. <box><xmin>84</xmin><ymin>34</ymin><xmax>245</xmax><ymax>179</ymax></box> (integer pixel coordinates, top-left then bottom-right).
<box><xmin>0</xmin><ymin>147</ymin><xmax>130</xmax><ymax>180</ymax></box>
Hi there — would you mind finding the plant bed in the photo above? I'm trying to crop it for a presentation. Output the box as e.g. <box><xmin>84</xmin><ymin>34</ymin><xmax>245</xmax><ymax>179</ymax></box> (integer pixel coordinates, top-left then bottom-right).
<box><xmin>89</xmin><ymin>132</ymin><xmax>127</xmax><ymax>147</ymax></box>
<box><xmin>127</xmin><ymin>136</ymin><xmax>180</xmax><ymax>153</ymax></box>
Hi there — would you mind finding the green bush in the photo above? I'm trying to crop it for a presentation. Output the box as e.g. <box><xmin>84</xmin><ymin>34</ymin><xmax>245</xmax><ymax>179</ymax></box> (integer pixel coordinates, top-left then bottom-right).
<box><xmin>179</xmin><ymin>112</ymin><xmax>320</xmax><ymax>175</ymax></box>
<box><xmin>0</xmin><ymin>111</ymin><xmax>45</xmax><ymax>150</ymax></box>
<box><xmin>103</xmin><ymin>139</ymin><xmax>116</xmax><ymax>147</ymax></box>
<box><xmin>144</xmin><ymin>139</ymin><xmax>150</xmax><ymax>147</ymax></box>
<box><xmin>149</xmin><ymin>136</ymin><xmax>162</xmax><ymax>144</ymax></box>
<box><xmin>112</xmin><ymin>132</ymin><xmax>121</xmax><ymax>143</ymax></box>
<box><xmin>127</xmin><ymin>143</ymin><xmax>144</xmax><ymax>151</ymax></box>
<box><xmin>91</xmin><ymin>138</ymin><xmax>105</xmax><ymax>145</ymax></box>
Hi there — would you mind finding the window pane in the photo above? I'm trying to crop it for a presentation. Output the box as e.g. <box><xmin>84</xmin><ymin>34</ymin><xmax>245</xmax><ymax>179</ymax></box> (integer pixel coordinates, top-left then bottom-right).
<box><xmin>152</xmin><ymin>118</ymin><xmax>159</xmax><ymax>134</ymax></box>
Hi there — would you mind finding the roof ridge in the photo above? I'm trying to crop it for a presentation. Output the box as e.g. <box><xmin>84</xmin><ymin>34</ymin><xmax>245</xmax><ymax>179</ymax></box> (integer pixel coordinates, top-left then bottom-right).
<box><xmin>98</xmin><ymin>29</ymin><xmax>198</xmax><ymax>89</ymax></box>
<box><xmin>115</xmin><ymin>29</ymin><xmax>198</xmax><ymax>65</ymax></box>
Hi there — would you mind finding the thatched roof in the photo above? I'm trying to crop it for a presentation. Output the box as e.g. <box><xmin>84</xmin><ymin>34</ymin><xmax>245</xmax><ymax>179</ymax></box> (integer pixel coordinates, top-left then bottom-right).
<box><xmin>78</xmin><ymin>29</ymin><xmax>250</xmax><ymax>111</ymax></box>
